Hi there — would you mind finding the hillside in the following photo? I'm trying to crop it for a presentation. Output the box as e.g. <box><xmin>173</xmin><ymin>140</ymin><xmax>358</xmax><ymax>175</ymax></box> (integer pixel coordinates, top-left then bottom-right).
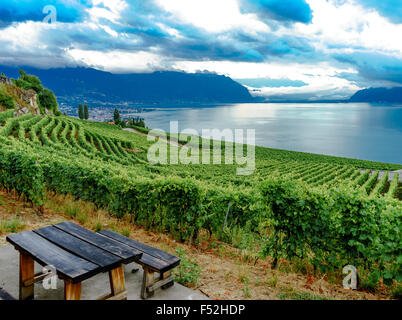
<box><xmin>0</xmin><ymin>71</ymin><xmax>59</xmax><ymax>116</ymax></box>
<box><xmin>350</xmin><ymin>87</ymin><xmax>402</xmax><ymax>103</ymax></box>
<box><xmin>0</xmin><ymin>73</ymin><xmax>401</xmax><ymax>295</ymax></box>
<box><xmin>0</xmin><ymin>76</ymin><xmax>40</xmax><ymax>116</ymax></box>
<box><xmin>0</xmin><ymin>108</ymin><xmax>401</xmax><ymax>295</ymax></box>
<box><xmin>0</xmin><ymin>66</ymin><xmax>254</xmax><ymax>105</ymax></box>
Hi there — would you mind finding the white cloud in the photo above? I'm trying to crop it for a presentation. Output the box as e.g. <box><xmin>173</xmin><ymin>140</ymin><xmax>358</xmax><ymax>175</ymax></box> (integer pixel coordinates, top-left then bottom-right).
<box><xmin>91</xmin><ymin>0</ymin><xmax>127</xmax><ymax>21</ymax></box>
<box><xmin>155</xmin><ymin>23</ymin><xmax>183</xmax><ymax>39</ymax></box>
<box><xmin>289</xmin><ymin>0</ymin><xmax>402</xmax><ymax>56</ymax></box>
<box><xmin>155</xmin><ymin>0</ymin><xmax>270</xmax><ymax>34</ymax></box>
<box><xmin>173</xmin><ymin>59</ymin><xmax>359</xmax><ymax>99</ymax></box>
<box><xmin>67</xmin><ymin>49</ymin><xmax>167</xmax><ymax>73</ymax></box>
<box><xmin>0</xmin><ymin>21</ymin><xmax>42</xmax><ymax>49</ymax></box>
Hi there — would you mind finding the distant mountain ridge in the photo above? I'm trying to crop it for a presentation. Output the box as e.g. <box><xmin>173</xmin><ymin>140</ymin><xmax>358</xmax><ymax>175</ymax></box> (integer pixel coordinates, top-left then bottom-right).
<box><xmin>350</xmin><ymin>87</ymin><xmax>402</xmax><ymax>103</ymax></box>
<box><xmin>0</xmin><ymin>66</ymin><xmax>254</xmax><ymax>105</ymax></box>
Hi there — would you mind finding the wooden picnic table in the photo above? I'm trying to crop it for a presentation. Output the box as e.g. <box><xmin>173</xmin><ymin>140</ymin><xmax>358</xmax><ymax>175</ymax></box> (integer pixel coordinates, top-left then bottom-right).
<box><xmin>6</xmin><ymin>221</ymin><xmax>142</xmax><ymax>300</ymax></box>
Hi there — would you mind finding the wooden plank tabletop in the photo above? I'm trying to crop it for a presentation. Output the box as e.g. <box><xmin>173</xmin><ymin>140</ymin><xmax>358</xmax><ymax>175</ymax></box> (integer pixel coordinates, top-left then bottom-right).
<box><xmin>54</xmin><ymin>222</ymin><xmax>142</xmax><ymax>264</ymax></box>
<box><xmin>7</xmin><ymin>231</ymin><xmax>100</xmax><ymax>283</ymax></box>
<box><xmin>34</xmin><ymin>226</ymin><xmax>122</xmax><ymax>271</ymax></box>
<box><xmin>7</xmin><ymin>222</ymin><xmax>143</xmax><ymax>284</ymax></box>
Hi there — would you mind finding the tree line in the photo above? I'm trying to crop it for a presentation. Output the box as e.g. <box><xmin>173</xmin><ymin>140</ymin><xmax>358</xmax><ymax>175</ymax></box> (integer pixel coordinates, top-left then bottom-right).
<box><xmin>113</xmin><ymin>108</ymin><xmax>146</xmax><ymax>128</ymax></box>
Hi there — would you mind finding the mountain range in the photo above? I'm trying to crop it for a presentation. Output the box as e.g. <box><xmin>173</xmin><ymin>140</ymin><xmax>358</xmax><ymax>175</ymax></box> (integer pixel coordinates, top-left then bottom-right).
<box><xmin>2</xmin><ymin>65</ymin><xmax>402</xmax><ymax>105</ymax></box>
<box><xmin>349</xmin><ymin>87</ymin><xmax>402</xmax><ymax>103</ymax></box>
<box><xmin>0</xmin><ymin>66</ymin><xmax>254</xmax><ymax>105</ymax></box>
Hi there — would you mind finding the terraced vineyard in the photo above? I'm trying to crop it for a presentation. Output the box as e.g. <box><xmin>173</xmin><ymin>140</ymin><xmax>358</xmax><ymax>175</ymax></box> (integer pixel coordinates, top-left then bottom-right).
<box><xmin>1</xmin><ymin>114</ymin><xmax>147</xmax><ymax>164</ymax></box>
<box><xmin>1</xmin><ymin>111</ymin><xmax>401</xmax><ymax>285</ymax></box>
<box><xmin>0</xmin><ymin>113</ymin><xmax>400</xmax><ymax>200</ymax></box>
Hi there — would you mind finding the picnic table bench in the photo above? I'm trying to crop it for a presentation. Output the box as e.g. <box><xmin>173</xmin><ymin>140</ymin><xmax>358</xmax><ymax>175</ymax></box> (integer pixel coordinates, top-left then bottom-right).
<box><xmin>98</xmin><ymin>230</ymin><xmax>181</xmax><ymax>299</ymax></box>
<box><xmin>6</xmin><ymin>221</ymin><xmax>181</xmax><ymax>300</ymax></box>
<box><xmin>6</xmin><ymin>221</ymin><xmax>142</xmax><ymax>300</ymax></box>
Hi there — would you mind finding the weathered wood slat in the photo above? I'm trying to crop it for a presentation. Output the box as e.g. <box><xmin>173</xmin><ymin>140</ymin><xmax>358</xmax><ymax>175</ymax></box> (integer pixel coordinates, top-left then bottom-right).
<box><xmin>34</xmin><ymin>226</ymin><xmax>122</xmax><ymax>270</ymax></box>
<box><xmin>97</xmin><ymin>291</ymin><xmax>128</xmax><ymax>301</ymax></box>
<box><xmin>98</xmin><ymin>230</ymin><xmax>180</xmax><ymax>272</ymax></box>
<box><xmin>23</xmin><ymin>271</ymin><xmax>52</xmax><ymax>287</ymax></box>
<box><xmin>54</xmin><ymin>222</ymin><xmax>142</xmax><ymax>263</ymax></box>
<box><xmin>148</xmin><ymin>275</ymin><xmax>174</xmax><ymax>292</ymax></box>
<box><xmin>138</xmin><ymin>252</ymin><xmax>173</xmax><ymax>273</ymax></box>
<box><xmin>7</xmin><ymin>231</ymin><xmax>99</xmax><ymax>283</ymax></box>
<box><xmin>106</xmin><ymin>291</ymin><xmax>127</xmax><ymax>300</ymax></box>
<box><xmin>99</xmin><ymin>229</ymin><xmax>180</xmax><ymax>264</ymax></box>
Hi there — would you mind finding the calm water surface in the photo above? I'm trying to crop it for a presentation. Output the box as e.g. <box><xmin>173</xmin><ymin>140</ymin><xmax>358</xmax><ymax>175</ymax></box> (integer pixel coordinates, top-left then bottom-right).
<box><xmin>135</xmin><ymin>103</ymin><xmax>402</xmax><ymax>165</ymax></box>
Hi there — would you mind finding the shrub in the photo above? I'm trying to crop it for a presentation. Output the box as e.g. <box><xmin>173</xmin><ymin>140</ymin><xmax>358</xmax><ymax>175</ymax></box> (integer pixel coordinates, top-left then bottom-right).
<box><xmin>260</xmin><ymin>178</ymin><xmax>333</xmax><ymax>268</ymax></box>
<box><xmin>14</xmin><ymin>70</ymin><xmax>42</xmax><ymax>93</ymax></box>
<box><xmin>0</xmin><ymin>146</ymin><xmax>45</xmax><ymax>206</ymax></box>
<box><xmin>39</xmin><ymin>88</ymin><xmax>58</xmax><ymax>113</ymax></box>
<box><xmin>260</xmin><ymin>178</ymin><xmax>402</xmax><ymax>282</ymax></box>
<box><xmin>0</xmin><ymin>91</ymin><xmax>14</xmax><ymax>109</ymax></box>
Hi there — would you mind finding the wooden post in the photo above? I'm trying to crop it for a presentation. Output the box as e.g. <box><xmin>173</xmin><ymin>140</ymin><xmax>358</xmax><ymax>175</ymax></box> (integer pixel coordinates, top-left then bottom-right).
<box><xmin>141</xmin><ymin>267</ymin><xmax>155</xmax><ymax>299</ymax></box>
<box><xmin>109</xmin><ymin>264</ymin><xmax>126</xmax><ymax>299</ymax></box>
<box><xmin>19</xmin><ymin>252</ymin><xmax>34</xmax><ymax>300</ymax></box>
<box><xmin>64</xmin><ymin>281</ymin><xmax>82</xmax><ymax>300</ymax></box>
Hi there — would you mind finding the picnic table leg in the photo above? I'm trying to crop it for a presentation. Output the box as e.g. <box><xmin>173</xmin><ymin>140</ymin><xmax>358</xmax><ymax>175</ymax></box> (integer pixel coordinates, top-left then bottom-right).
<box><xmin>161</xmin><ymin>270</ymin><xmax>174</xmax><ymax>290</ymax></box>
<box><xmin>19</xmin><ymin>252</ymin><xmax>34</xmax><ymax>300</ymax></box>
<box><xmin>64</xmin><ymin>281</ymin><xmax>82</xmax><ymax>300</ymax></box>
<box><xmin>141</xmin><ymin>267</ymin><xmax>155</xmax><ymax>299</ymax></box>
<box><xmin>108</xmin><ymin>264</ymin><xmax>127</xmax><ymax>300</ymax></box>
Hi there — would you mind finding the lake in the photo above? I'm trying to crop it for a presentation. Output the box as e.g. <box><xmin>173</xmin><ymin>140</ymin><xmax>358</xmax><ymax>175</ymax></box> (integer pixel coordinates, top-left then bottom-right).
<box><xmin>132</xmin><ymin>103</ymin><xmax>402</xmax><ymax>165</ymax></box>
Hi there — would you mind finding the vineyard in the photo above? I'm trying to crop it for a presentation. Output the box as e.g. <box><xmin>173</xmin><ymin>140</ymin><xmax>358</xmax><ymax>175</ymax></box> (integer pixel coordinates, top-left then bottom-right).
<box><xmin>0</xmin><ymin>111</ymin><xmax>401</xmax><ymax>285</ymax></box>
<box><xmin>0</xmin><ymin>112</ymin><xmax>401</xmax><ymax>198</ymax></box>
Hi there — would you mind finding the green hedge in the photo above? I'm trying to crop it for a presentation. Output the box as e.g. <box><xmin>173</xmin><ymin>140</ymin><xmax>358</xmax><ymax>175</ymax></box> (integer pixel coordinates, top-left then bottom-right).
<box><xmin>0</xmin><ymin>140</ymin><xmax>266</xmax><ymax>243</ymax></box>
<box><xmin>0</xmin><ymin>147</ymin><xmax>45</xmax><ymax>206</ymax></box>
<box><xmin>260</xmin><ymin>178</ymin><xmax>402</xmax><ymax>282</ymax></box>
<box><xmin>0</xmin><ymin>141</ymin><xmax>400</xmax><ymax>283</ymax></box>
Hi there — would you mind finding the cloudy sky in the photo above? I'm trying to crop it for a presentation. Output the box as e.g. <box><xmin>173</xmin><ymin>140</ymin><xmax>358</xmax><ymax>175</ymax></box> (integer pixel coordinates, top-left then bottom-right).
<box><xmin>0</xmin><ymin>0</ymin><xmax>401</xmax><ymax>100</ymax></box>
